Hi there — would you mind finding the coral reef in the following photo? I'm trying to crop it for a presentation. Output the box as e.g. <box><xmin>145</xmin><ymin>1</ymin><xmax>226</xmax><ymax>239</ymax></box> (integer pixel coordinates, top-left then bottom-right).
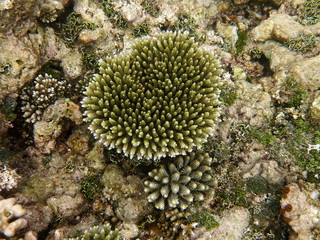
<box><xmin>22</xmin><ymin>151</ymin><xmax>88</xmax><ymax>223</ymax></box>
<box><xmin>156</xmin><ymin>206</ymin><xmax>249</xmax><ymax>240</ymax></box>
<box><xmin>1</xmin><ymin>0</ymin><xmax>320</xmax><ymax>239</ymax></box>
<box><xmin>117</xmin><ymin>223</ymin><xmax>139</xmax><ymax>239</ymax></box>
<box><xmin>82</xmin><ymin>31</ymin><xmax>222</xmax><ymax>161</ymax></box>
<box><xmin>310</xmin><ymin>93</ymin><xmax>320</xmax><ymax>121</ymax></box>
<box><xmin>0</xmin><ymin>95</ymin><xmax>17</xmax><ymax>138</ymax></box>
<box><xmin>250</xmin><ymin>10</ymin><xmax>320</xmax><ymax>91</ymax></box>
<box><xmin>0</xmin><ymin>113</ymin><xmax>12</xmax><ymax>138</ymax></box>
<box><xmin>101</xmin><ymin>0</ymin><xmax>129</xmax><ymax>29</ymax></box>
<box><xmin>0</xmin><ymin>35</ymin><xmax>41</xmax><ymax>104</ymax></box>
<box><xmin>187</xmin><ymin>210</ymin><xmax>219</xmax><ymax>230</ymax></box>
<box><xmin>80</xmin><ymin>174</ymin><xmax>103</xmax><ymax>201</ymax></box>
<box><xmin>0</xmin><ymin>196</ymin><xmax>28</xmax><ymax>237</ymax></box>
<box><xmin>144</xmin><ymin>151</ymin><xmax>217</xmax><ymax>210</ymax></box>
<box><xmin>47</xmin><ymin>194</ymin><xmax>85</xmax><ymax>221</ymax></box>
<box><xmin>0</xmin><ymin>0</ymin><xmax>40</xmax><ymax>34</ymax></box>
<box><xmin>20</xmin><ymin>73</ymin><xmax>71</xmax><ymax>124</ymax></box>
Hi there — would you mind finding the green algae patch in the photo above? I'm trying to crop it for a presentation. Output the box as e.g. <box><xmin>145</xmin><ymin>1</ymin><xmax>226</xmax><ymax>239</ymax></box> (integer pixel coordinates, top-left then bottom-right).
<box><xmin>188</xmin><ymin>211</ymin><xmax>219</xmax><ymax>230</ymax></box>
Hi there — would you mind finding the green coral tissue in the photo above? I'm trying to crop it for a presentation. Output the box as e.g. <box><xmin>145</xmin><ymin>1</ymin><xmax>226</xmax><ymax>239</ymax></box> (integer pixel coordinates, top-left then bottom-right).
<box><xmin>144</xmin><ymin>151</ymin><xmax>217</xmax><ymax>210</ymax></box>
<box><xmin>82</xmin><ymin>32</ymin><xmax>222</xmax><ymax>161</ymax></box>
<box><xmin>73</xmin><ymin>223</ymin><xmax>121</xmax><ymax>240</ymax></box>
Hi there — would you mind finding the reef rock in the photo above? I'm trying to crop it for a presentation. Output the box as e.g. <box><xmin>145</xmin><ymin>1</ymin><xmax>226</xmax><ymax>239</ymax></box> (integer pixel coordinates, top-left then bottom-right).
<box><xmin>203</xmin><ymin>207</ymin><xmax>250</xmax><ymax>240</ymax></box>
<box><xmin>0</xmin><ymin>35</ymin><xmax>41</xmax><ymax>103</ymax></box>
<box><xmin>33</xmin><ymin>99</ymin><xmax>82</xmax><ymax>154</ymax></box>
<box><xmin>102</xmin><ymin>164</ymin><xmax>152</xmax><ymax>223</ymax></box>
<box><xmin>280</xmin><ymin>182</ymin><xmax>320</xmax><ymax>240</ymax></box>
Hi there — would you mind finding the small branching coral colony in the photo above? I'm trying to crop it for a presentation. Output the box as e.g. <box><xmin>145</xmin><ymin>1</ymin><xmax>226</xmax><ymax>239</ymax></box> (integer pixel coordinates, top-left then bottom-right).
<box><xmin>144</xmin><ymin>151</ymin><xmax>217</xmax><ymax>210</ymax></box>
<box><xmin>20</xmin><ymin>73</ymin><xmax>70</xmax><ymax>123</ymax></box>
<box><xmin>82</xmin><ymin>31</ymin><xmax>223</xmax><ymax>210</ymax></box>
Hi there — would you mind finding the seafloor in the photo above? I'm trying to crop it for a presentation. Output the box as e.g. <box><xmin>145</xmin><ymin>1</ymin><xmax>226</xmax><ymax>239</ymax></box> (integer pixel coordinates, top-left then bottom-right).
<box><xmin>0</xmin><ymin>0</ymin><xmax>319</xmax><ymax>239</ymax></box>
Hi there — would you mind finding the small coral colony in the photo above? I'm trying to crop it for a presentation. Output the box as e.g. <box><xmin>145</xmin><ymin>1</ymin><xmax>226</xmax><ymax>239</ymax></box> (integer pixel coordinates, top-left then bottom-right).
<box><xmin>82</xmin><ymin>31</ymin><xmax>222</xmax><ymax>210</ymax></box>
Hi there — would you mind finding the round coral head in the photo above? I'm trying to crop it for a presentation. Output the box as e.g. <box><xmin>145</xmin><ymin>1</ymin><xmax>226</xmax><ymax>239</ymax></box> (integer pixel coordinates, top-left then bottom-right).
<box><xmin>82</xmin><ymin>32</ymin><xmax>222</xmax><ymax>161</ymax></box>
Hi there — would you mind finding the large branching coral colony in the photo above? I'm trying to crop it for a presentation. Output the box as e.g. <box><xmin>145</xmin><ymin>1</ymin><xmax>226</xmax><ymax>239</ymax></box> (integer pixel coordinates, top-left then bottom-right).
<box><xmin>82</xmin><ymin>31</ymin><xmax>223</xmax><ymax>210</ymax></box>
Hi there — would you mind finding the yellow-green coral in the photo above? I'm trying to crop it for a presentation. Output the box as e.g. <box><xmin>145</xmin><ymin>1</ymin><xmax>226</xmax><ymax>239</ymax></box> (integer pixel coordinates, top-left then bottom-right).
<box><xmin>144</xmin><ymin>151</ymin><xmax>217</xmax><ymax>210</ymax></box>
<box><xmin>72</xmin><ymin>223</ymin><xmax>121</xmax><ymax>240</ymax></box>
<box><xmin>82</xmin><ymin>32</ymin><xmax>222</xmax><ymax>161</ymax></box>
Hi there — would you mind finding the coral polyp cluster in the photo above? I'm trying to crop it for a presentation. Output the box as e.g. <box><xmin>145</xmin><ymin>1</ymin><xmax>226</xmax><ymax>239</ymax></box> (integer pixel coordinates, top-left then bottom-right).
<box><xmin>73</xmin><ymin>223</ymin><xmax>121</xmax><ymax>240</ymax></box>
<box><xmin>144</xmin><ymin>151</ymin><xmax>217</xmax><ymax>210</ymax></box>
<box><xmin>82</xmin><ymin>32</ymin><xmax>222</xmax><ymax>161</ymax></box>
<box><xmin>20</xmin><ymin>73</ymin><xmax>70</xmax><ymax>123</ymax></box>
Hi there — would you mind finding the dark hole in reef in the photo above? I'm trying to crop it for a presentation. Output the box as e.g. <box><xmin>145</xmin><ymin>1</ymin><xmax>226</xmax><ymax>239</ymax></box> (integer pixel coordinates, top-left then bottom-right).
<box><xmin>52</xmin><ymin>0</ymin><xmax>75</xmax><ymax>25</ymax></box>
<box><xmin>39</xmin><ymin>60</ymin><xmax>64</xmax><ymax>80</ymax></box>
<box><xmin>16</xmin><ymin>60</ymin><xmax>24</xmax><ymax>65</ymax></box>
<box><xmin>50</xmin><ymin>0</ymin><xmax>75</xmax><ymax>35</ymax></box>
<box><xmin>37</xmin><ymin>225</ymin><xmax>50</xmax><ymax>240</ymax></box>
<box><xmin>9</xmin><ymin>152</ymin><xmax>32</xmax><ymax>176</ymax></box>
<box><xmin>158</xmin><ymin>23</ymin><xmax>169</xmax><ymax>31</ymax></box>
<box><xmin>56</xmin><ymin>117</ymin><xmax>76</xmax><ymax>144</ymax></box>
<box><xmin>257</xmin><ymin>53</ymin><xmax>273</xmax><ymax>77</ymax></box>
<box><xmin>5</xmin><ymin>122</ymin><xmax>32</xmax><ymax>150</ymax></box>
<box><xmin>264</xmin><ymin>220</ymin><xmax>290</xmax><ymax>240</ymax></box>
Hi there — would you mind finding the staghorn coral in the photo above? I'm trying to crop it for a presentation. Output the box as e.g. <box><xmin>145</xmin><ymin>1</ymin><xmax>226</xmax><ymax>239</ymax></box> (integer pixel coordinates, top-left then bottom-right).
<box><xmin>20</xmin><ymin>73</ymin><xmax>70</xmax><ymax>124</ymax></box>
<box><xmin>82</xmin><ymin>31</ymin><xmax>222</xmax><ymax>161</ymax></box>
<box><xmin>73</xmin><ymin>223</ymin><xmax>122</xmax><ymax>240</ymax></box>
<box><xmin>144</xmin><ymin>151</ymin><xmax>217</xmax><ymax>210</ymax></box>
